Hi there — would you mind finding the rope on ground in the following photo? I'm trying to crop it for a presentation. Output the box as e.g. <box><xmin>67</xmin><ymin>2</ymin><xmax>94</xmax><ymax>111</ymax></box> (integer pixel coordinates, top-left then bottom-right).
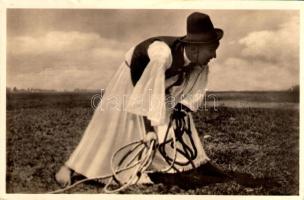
<box><xmin>48</xmin><ymin>114</ymin><xmax>190</xmax><ymax>194</ymax></box>
<box><xmin>48</xmin><ymin>139</ymin><xmax>160</xmax><ymax>194</ymax></box>
<box><xmin>104</xmin><ymin>140</ymin><xmax>157</xmax><ymax>193</ymax></box>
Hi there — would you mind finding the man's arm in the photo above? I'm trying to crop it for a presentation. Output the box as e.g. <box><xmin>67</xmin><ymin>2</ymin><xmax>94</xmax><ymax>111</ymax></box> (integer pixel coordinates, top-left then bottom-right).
<box><xmin>125</xmin><ymin>41</ymin><xmax>173</xmax><ymax>126</ymax></box>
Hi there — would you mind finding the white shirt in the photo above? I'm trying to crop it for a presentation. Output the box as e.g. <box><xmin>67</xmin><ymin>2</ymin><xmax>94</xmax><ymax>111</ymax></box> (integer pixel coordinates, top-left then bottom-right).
<box><xmin>126</xmin><ymin>41</ymin><xmax>209</xmax><ymax>126</ymax></box>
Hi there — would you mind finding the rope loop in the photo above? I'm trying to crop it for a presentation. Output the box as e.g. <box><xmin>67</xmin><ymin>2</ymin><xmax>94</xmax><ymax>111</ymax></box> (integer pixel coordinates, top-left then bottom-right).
<box><xmin>48</xmin><ymin>112</ymin><xmax>197</xmax><ymax>194</ymax></box>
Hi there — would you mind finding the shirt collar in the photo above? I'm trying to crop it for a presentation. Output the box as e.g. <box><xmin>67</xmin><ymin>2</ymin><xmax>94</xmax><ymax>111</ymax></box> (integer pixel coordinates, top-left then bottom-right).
<box><xmin>183</xmin><ymin>48</ymin><xmax>191</xmax><ymax>66</ymax></box>
<box><xmin>183</xmin><ymin>48</ymin><xmax>208</xmax><ymax>70</ymax></box>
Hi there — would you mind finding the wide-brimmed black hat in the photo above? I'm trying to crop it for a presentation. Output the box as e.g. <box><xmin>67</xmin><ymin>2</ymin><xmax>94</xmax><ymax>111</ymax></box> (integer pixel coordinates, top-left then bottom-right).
<box><xmin>179</xmin><ymin>12</ymin><xmax>223</xmax><ymax>44</ymax></box>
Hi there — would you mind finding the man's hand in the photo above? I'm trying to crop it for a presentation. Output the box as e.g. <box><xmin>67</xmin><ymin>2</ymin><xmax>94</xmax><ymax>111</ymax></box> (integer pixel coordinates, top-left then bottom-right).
<box><xmin>172</xmin><ymin>103</ymin><xmax>191</xmax><ymax>119</ymax></box>
<box><xmin>144</xmin><ymin>131</ymin><xmax>158</xmax><ymax>147</ymax></box>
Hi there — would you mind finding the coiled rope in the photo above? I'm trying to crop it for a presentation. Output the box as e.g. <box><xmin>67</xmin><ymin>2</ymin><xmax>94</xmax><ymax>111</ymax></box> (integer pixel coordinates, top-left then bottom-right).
<box><xmin>48</xmin><ymin>139</ymin><xmax>159</xmax><ymax>194</ymax></box>
<box><xmin>159</xmin><ymin>113</ymin><xmax>197</xmax><ymax>171</ymax></box>
<box><xmin>48</xmin><ymin>113</ymin><xmax>196</xmax><ymax>194</ymax></box>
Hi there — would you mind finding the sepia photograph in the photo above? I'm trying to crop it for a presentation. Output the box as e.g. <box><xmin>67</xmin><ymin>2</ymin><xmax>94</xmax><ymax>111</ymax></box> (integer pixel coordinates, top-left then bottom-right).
<box><xmin>4</xmin><ymin>6</ymin><xmax>301</xmax><ymax>196</ymax></box>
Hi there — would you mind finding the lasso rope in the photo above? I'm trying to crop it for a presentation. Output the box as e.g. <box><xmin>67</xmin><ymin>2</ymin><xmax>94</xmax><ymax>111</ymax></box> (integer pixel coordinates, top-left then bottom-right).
<box><xmin>48</xmin><ymin>113</ymin><xmax>195</xmax><ymax>194</ymax></box>
<box><xmin>48</xmin><ymin>140</ymin><xmax>158</xmax><ymax>194</ymax></box>
<box><xmin>104</xmin><ymin>140</ymin><xmax>157</xmax><ymax>193</ymax></box>
<box><xmin>159</xmin><ymin>114</ymin><xmax>197</xmax><ymax>170</ymax></box>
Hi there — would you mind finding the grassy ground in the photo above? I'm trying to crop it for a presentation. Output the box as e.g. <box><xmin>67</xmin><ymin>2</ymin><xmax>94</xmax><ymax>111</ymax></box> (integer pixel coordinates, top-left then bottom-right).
<box><xmin>6</xmin><ymin>93</ymin><xmax>299</xmax><ymax>194</ymax></box>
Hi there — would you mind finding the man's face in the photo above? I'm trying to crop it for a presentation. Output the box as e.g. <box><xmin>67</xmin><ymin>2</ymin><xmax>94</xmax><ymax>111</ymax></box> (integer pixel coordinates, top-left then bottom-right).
<box><xmin>187</xmin><ymin>42</ymin><xmax>220</xmax><ymax>66</ymax></box>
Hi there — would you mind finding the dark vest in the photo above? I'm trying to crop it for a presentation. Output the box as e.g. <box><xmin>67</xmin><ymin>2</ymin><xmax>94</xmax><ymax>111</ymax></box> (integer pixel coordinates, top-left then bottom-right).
<box><xmin>129</xmin><ymin>36</ymin><xmax>186</xmax><ymax>86</ymax></box>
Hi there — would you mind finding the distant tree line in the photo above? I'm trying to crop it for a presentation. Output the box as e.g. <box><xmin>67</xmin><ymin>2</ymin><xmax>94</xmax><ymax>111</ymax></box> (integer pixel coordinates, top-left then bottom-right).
<box><xmin>6</xmin><ymin>85</ymin><xmax>299</xmax><ymax>94</ymax></box>
<box><xmin>6</xmin><ymin>87</ymin><xmax>57</xmax><ymax>93</ymax></box>
<box><xmin>289</xmin><ymin>85</ymin><xmax>299</xmax><ymax>93</ymax></box>
<box><xmin>6</xmin><ymin>87</ymin><xmax>103</xmax><ymax>94</ymax></box>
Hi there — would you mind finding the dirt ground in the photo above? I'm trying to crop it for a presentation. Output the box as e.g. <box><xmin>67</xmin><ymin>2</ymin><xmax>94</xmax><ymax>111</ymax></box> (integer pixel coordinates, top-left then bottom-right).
<box><xmin>6</xmin><ymin>93</ymin><xmax>299</xmax><ymax>194</ymax></box>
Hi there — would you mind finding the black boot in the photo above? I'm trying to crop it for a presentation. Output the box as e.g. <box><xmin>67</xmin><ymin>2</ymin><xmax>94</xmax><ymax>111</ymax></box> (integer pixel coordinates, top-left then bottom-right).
<box><xmin>148</xmin><ymin>162</ymin><xmax>230</xmax><ymax>190</ymax></box>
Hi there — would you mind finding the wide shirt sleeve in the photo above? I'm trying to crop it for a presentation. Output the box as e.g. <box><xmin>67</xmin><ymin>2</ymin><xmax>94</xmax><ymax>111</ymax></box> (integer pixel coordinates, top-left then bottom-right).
<box><xmin>179</xmin><ymin>65</ymin><xmax>209</xmax><ymax>112</ymax></box>
<box><xmin>125</xmin><ymin>41</ymin><xmax>172</xmax><ymax>126</ymax></box>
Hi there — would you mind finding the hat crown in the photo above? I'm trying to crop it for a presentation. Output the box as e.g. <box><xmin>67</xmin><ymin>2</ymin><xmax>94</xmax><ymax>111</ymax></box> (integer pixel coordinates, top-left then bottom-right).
<box><xmin>187</xmin><ymin>12</ymin><xmax>214</xmax><ymax>34</ymax></box>
<box><xmin>180</xmin><ymin>12</ymin><xmax>223</xmax><ymax>44</ymax></box>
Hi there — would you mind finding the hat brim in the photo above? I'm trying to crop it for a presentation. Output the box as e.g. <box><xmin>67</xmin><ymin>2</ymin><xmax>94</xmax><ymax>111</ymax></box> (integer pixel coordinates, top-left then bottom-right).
<box><xmin>179</xmin><ymin>28</ymin><xmax>223</xmax><ymax>44</ymax></box>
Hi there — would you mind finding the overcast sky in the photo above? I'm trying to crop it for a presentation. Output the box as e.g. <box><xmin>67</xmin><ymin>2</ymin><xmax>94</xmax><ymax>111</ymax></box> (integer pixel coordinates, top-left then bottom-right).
<box><xmin>7</xmin><ymin>9</ymin><xmax>299</xmax><ymax>91</ymax></box>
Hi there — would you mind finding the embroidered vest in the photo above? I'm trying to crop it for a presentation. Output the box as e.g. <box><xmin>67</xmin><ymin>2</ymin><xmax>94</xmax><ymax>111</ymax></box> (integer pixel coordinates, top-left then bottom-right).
<box><xmin>129</xmin><ymin>36</ymin><xmax>186</xmax><ymax>86</ymax></box>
